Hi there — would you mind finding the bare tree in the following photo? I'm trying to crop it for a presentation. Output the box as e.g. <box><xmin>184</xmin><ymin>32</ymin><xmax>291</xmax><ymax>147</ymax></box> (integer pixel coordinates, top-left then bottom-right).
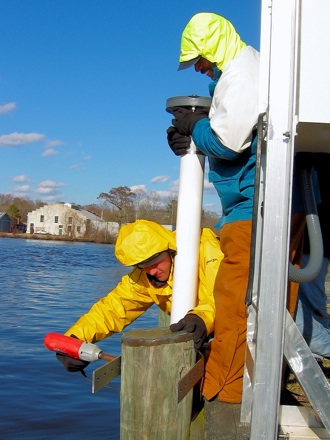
<box><xmin>165</xmin><ymin>198</ymin><xmax>178</xmax><ymax>225</ymax></box>
<box><xmin>97</xmin><ymin>186</ymin><xmax>136</xmax><ymax>226</ymax></box>
<box><xmin>131</xmin><ymin>188</ymin><xmax>148</xmax><ymax>220</ymax></box>
<box><xmin>0</xmin><ymin>195</ymin><xmax>46</xmax><ymax>223</ymax></box>
<box><xmin>62</xmin><ymin>209</ymin><xmax>84</xmax><ymax>239</ymax></box>
<box><xmin>201</xmin><ymin>209</ymin><xmax>221</xmax><ymax>232</ymax></box>
<box><xmin>84</xmin><ymin>204</ymin><xmax>102</xmax><ymax>217</ymax></box>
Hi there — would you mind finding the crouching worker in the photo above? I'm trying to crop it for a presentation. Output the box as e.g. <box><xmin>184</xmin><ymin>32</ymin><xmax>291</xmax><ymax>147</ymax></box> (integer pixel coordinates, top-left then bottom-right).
<box><xmin>57</xmin><ymin>219</ymin><xmax>223</xmax><ymax>373</ymax></box>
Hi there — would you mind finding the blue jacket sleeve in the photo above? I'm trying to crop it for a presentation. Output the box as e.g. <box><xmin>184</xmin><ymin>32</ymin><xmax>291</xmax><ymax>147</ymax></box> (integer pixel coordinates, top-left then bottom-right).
<box><xmin>192</xmin><ymin>118</ymin><xmax>240</xmax><ymax>161</ymax></box>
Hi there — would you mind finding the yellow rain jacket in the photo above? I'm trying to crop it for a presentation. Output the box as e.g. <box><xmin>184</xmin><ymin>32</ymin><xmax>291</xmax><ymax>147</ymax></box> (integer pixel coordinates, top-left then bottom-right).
<box><xmin>65</xmin><ymin>220</ymin><xmax>223</xmax><ymax>342</ymax></box>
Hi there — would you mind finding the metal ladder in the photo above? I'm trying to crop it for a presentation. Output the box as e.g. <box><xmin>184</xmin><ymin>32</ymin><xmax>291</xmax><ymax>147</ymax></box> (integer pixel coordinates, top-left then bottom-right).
<box><xmin>241</xmin><ymin>0</ymin><xmax>330</xmax><ymax>438</ymax></box>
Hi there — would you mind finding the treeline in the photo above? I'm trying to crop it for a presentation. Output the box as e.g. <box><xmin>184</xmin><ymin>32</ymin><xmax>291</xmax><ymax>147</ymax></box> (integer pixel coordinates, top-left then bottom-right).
<box><xmin>0</xmin><ymin>186</ymin><xmax>221</xmax><ymax>232</ymax></box>
<box><xmin>0</xmin><ymin>194</ymin><xmax>45</xmax><ymax>226</ymax></box>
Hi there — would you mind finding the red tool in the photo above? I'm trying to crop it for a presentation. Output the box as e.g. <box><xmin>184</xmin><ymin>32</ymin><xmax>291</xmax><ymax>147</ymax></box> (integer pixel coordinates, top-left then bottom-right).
<box><xmin>44</xmin><ymin>332</ymin><xmax>116</xmax><ymax>363</ymax></box>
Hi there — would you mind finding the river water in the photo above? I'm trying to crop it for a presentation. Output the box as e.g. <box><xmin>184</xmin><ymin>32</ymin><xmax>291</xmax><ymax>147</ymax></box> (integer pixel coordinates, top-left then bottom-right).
<box><xmin>0</xmin><ymin>237</ymin><xmax>159</xmax><ymax>440</ymax></box>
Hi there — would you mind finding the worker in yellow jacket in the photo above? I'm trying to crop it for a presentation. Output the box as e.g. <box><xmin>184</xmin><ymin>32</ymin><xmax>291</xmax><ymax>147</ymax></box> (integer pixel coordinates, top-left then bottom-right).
<box><xmin>57</xmin><ymin>219</ymin><xmax>222</xmax><ymax>372</ymax></box>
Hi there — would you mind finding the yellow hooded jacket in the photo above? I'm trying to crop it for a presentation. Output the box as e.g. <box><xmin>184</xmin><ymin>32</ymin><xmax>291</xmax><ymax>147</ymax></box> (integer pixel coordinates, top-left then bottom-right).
<box><xmin>180</xmin><ymin>12</ymin><xmax>262</xmax><ymax>153</ymax></box>
<box><xmin>179</xmin><ymin>12</ymin><xmax>246</xmax><ymax>72</ymax></box>
<box><xmin>65</xmin><ymin>220</ymin><xmax>222</xmax><ymax>342</ymax></box>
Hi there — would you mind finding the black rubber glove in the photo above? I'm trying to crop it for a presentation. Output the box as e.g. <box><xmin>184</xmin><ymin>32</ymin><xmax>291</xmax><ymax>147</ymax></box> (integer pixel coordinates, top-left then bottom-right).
<box><xmin>170</xmin><ymin>314</ymin><xmax>207</xmax><ymax>351</ymax></box>
<box><xmin>56</xmin><ymin>353</ymin><xmax>90</xmax><ymax>372</ymax></box>
<box><xmin>167</xmin><ymin>126</ymin><xmax>191</xmax><ymax>156</ymax></box>
<box><xmin>171</xmin><ymin>107</ymin><xmax>209</xmax><ymax>136</ymax></box>
<box><xmin>56</xmin><ymin>334</ymin><xmax>90</xmax><ymax>373</ymax></box>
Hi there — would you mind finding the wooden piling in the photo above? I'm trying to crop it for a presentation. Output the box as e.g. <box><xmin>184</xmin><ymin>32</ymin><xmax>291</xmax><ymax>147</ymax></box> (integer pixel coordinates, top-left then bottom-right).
<box><xmin>120</xmin><ymin>327</ymin><xmax>195</xmax><ymax>440</ymax></box>
<box><xmin>158</xmin><ymin>309</ymin><xmax>171</xmax><ymax>328</ymax></box>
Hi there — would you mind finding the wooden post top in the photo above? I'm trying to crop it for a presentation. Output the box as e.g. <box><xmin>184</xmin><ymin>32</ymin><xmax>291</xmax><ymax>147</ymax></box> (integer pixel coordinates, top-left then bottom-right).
<box><xmin>121</xmin><ymin>327</ymin><xmax>193</xmax><ymax>347</ymax></box>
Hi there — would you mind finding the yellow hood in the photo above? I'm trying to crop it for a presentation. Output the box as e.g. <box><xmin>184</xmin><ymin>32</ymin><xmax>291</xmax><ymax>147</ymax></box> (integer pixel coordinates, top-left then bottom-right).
<box><xmin>115</xmin><ymin>220</ymin><xmax>176</xmax><ymax>267</ymax></box>
<box><xmin>179</xmin><ymin>12</ymin><xmax>246</xmax><ymax>71</ymax></box>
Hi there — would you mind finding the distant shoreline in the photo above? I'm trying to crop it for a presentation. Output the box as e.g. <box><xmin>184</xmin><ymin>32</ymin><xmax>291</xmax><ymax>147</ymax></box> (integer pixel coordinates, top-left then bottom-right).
<box><xmin>0</xmin><ymin>232</ymin><xmax>115</xmax><ymax>244</ymax></box>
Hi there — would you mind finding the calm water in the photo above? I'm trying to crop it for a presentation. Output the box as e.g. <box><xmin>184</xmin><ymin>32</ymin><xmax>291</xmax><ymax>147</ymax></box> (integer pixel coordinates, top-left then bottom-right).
<box><xmin>0</xmin><ymin>237</ymin><xmax>158</xmax><ymax>440</ymax></box>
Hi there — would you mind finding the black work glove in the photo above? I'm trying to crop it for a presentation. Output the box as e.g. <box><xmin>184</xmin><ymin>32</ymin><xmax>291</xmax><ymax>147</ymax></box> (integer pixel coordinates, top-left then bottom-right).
<box><xmin>56</xmin><ymin>334</ymin><xmax>90</xmax><ymax>373</ymax></box>
<box><xmin>170</xmin><ymin>314</ymin><xmax>207</xmax><ymax>351</ymax></box>
<box><xmin>167</xmin><ymin>126</ymin><xmax>191</xmax><ymax>156</ymax></box>
<box><xmin>56</xmin><ymin>353</ymin><xmax>90</xmax><ymax>372</ymax></box>
<box><xmin>172</xmin><ymin>107</ymin><xmax>209</xmax><ymax>136</ymax></box>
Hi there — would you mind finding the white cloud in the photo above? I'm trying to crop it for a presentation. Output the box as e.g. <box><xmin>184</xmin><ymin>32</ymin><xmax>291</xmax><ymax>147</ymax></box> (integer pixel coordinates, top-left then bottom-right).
<box><xmin>170</xmin><ymin>179</ymin><xmax>179</xmax><ymax>192</ymax></box>
<box><xmin>42</xmin><ymin>148</ymin><xmax>59</xmax><ymax>157</ymax></box>
<box><xmin>13</xmin><ymin>185</ymin><xmax>31</xmax><ymax>192</ymax></box>
<box><xmin>39</xmin><ymin>180</ymin><xmax>65</xmax><ymax>188</ymax></box>
<box><xmin>12</xmin><ymin>174</ymin><xmax>30</xmax><ymax>183</ymax></box>
<box><xmin>0</xmin><ymin>102</ymin><xmax>16</xmax><ymax>115</ymax></box>
<box><xmin>35</xmin><ymin>181</ymin><xmax>65</xmax><ymax>200</ymax></box>
<box><xmin>45</xmin><ymin>139</ymin><xmax>63</xmax><ymax>147</ymax></box>
<box><xmin>35</xmin><ymin>187</ymin><xmax>57</xmax><ymax>194</ymax></box>
<box><xmin>42</xmin><ymin>194</ymin><xmax>63</xmax><ymax>202</ymax></box>
<box><xmin>0</xmin><ymin>132</ymin><xmax>45</xmax><ymax>146</ymax></box>
<box><xmin>131</xmin><ymin>185</ymin><xmax>147</xmax><ymax>193</ymax></box>
<box><xmin>150</xmin><ymin>175</ymin><xmax>170</xmax><ymax>183</ymax></box>
<box><xmin>153</xmin><ymin>190</ymin><xmax>174</xmax><ymax>198</ymax></box>
<box><xmin>34</xmin><ymin>180</ymin><xmax>65</xmax><ymax>201</ymax></box>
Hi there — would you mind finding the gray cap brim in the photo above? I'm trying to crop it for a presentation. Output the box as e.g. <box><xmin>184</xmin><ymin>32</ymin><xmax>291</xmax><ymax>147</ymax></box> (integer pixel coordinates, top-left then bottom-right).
<box><xmin>177</xmin><ymin>56</ymin><xmax>200</xmax><ymax>71</ymax></box>
<box><xmin>137</xmin><ymin>251</ymin><xmax>169</xmax><ymax>269</ymax></box>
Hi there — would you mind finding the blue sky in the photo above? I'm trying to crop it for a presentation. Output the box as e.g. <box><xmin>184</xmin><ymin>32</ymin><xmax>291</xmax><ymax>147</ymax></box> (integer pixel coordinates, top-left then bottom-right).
<box><xmin>1</xmin><ymin>0</ymin><xmax>261</xmax><ymax>214</ymax></box>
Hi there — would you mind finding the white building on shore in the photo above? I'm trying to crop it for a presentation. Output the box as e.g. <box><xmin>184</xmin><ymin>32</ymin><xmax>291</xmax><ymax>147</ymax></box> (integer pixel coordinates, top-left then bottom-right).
<box><xmin>27</xmin><ymin>203</ymin><xmax>119</xmax><ymax>239</ymax></box>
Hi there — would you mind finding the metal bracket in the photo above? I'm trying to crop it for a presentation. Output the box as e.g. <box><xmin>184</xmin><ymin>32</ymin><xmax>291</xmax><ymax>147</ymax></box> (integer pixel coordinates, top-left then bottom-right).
<box><xmin>177</xmin><ymin>355</ymin><xmax>204</xmax><ymax>403</ymax></box>
<box><xmin>92</xmin><ymin>356</ymin><xmax>121</xmax><ymax>393</ymax></box>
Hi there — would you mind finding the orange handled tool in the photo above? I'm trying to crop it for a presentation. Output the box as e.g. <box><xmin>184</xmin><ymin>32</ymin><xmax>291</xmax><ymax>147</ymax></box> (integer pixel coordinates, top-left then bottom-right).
<box><xmin>44</xmin><ymin>332</ymin><xmax>116</xmax><ymax>362</ymax></box>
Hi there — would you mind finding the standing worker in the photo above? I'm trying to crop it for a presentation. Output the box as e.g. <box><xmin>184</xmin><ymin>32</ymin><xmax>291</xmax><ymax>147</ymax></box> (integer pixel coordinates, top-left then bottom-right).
<box><xmin>167</xmin><ymin>13</ymin><xmax>306</xmax><ymax>404</ymax></box>
<box><xmin>56</xmin><ymin>219</ymin><xmax>222</xmax><ymax>372</ymax></box>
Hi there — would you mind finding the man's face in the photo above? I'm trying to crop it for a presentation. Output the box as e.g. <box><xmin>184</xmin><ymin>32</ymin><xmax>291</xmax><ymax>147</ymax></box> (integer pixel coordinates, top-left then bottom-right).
<box><xmin>194</xmin><ymin>57</ymin><xmax>216</xmax><ymax>79</ymax></box>
<box><xmin>143</xmin><ymin>252</ymin><xmax>172</xmax><ymax>282</ymax></box>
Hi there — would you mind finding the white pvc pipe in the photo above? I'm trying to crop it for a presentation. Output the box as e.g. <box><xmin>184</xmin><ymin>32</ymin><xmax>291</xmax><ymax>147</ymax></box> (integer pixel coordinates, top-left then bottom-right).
<box><xmin>170</xmin><ymin>141</ymin><xmax>205</xmax><ymax>324</ymax></box>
